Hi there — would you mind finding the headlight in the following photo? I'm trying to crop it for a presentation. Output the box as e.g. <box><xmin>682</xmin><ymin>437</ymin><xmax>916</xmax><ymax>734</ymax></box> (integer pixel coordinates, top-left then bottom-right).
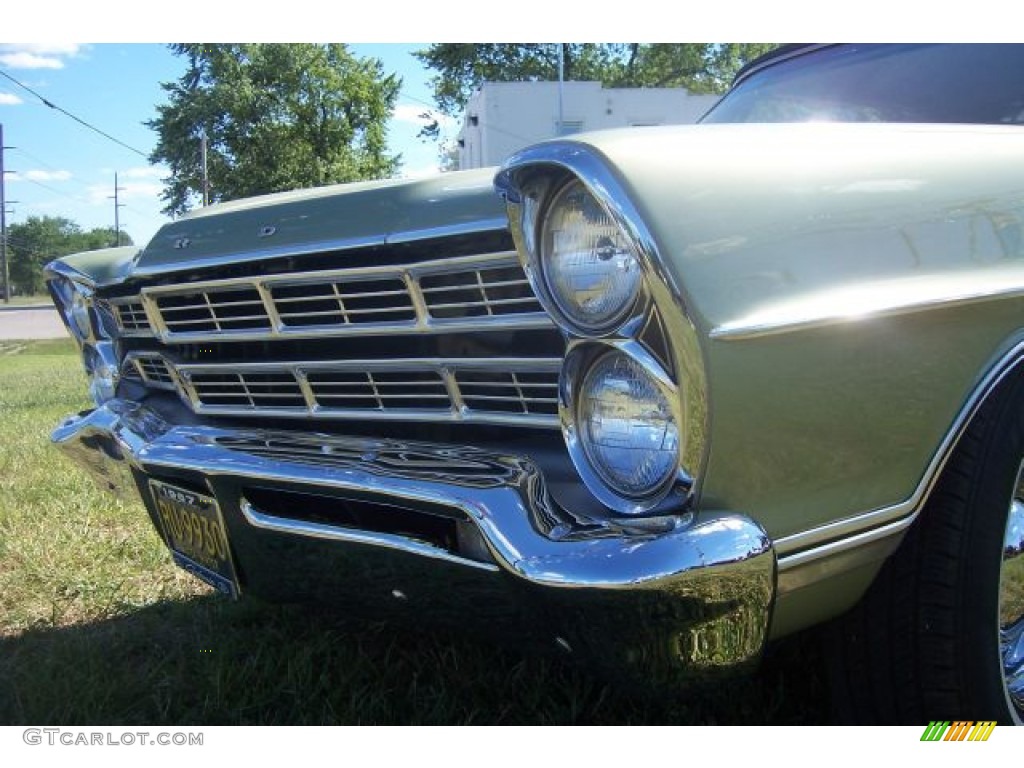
<box><xmin>84</xmin><ymin>342</ymin><xmax>119</xmax><ymax>405</ymax></box>
<box><xmin>48</xmin><ymin>272</ymin><xmax>98</xmax><ymax>344</ymax></box>
<box><xmin>70</xmin><ymin>290</ymin><xmax>93</xmax><ymax>339</ymax></box>
<box><xmin>540</xmin><ymin>180</ymin><xmax>641</xmax><ymax>334</ymax></box>
<box><xmin>571</xmin><ymin>348</ymin><xmax>680</xmax><ymax>509</ymax></box>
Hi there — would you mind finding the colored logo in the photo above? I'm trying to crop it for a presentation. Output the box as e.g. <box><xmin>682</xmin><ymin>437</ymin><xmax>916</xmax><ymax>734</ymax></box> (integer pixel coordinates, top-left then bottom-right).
<box><xmin>920</xmin><ymin>721</ymin><xmax>996</xmax><ymax>741</ymax></box>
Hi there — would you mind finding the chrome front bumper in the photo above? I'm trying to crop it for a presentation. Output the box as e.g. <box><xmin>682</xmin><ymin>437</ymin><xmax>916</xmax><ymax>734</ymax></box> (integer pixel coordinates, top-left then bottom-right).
<box><xmin>53</xmin><ymin>399</ymin><xmax>776</xmax><ymax>688</ymax></box>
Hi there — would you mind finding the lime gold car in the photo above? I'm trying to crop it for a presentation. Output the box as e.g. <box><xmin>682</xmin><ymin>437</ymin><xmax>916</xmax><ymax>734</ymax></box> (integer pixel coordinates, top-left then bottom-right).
<box><xmin>47</xmin><ymin>44</ymin><xmax>1024</xmax><ymax>723</ymax></box>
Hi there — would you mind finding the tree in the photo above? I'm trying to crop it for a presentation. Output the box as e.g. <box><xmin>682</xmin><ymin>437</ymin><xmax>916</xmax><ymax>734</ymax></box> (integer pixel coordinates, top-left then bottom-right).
<box><xmin>414</xmin><ymin>44</ymin><xmax>778</xmax><ymax>136</ymax></box>
<box><xmin>148</xmin><ymin>44</ymin><xmax>402</xmax><ymax>216</ymax></box>
<box><xmin>6</xmin><ymin>216</ymin><xmax>131</xmax><ymax>294</ymax></box>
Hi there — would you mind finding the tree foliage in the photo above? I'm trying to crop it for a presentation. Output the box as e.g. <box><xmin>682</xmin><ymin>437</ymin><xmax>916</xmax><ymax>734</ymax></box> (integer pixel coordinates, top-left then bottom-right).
<box><xmin>414</xmin><ymin>44</ymin><xmax>778</xmax><ymax>135</ymax></box>
<box><xmin>5</xmin><ymin>216</ymin><xmax>131</xmax><ymax>294</ymax></box>
<box><xmin>148</xmin><ymin>44</ymin><xmax>402</xmax><ymax>216</ymax></box>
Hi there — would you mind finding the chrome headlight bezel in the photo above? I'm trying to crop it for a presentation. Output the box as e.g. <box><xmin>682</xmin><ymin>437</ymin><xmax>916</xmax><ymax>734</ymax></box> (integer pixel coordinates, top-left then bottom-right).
<box><xmin>497</xmin><ymin>142</ymin><xmax>710</xmax><ymax>518</ymax></box>
<box><xmin>45</xmin><ymin>260</ymin><xmax>122</xmax><ymax>406</ymax></box>
<box><xmin>561</xmin><ymin>340</ymin><xmax>688</xmax><ymax>515</ymax></box>
<box><xmin>502</xmin><ymin>170</ymin><xmax>652</xmax><ymax>340</ymax></box>
<box><xmin>45</xmin><ymin>261</ymin><xmax>106</xmax><ymax>347</ymax></box>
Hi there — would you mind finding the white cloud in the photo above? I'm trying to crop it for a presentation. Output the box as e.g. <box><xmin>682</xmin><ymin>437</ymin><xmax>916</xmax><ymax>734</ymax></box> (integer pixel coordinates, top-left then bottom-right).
<box><xmin>24</xmin><ymin>169</ymin><xmax>72</xmax><ymax>182</ymax></box>
<box><xmin>392</xmin><ymin>103</ymin><xmax>457</xmax><ymax>128</ymax></box>
<box><xmin>87</xmin><ymin>180</ymin><xmax>163</xmax><ymax>205</ymax></box>
<box><xmin>0</xmin><ymin>92</ymin><xmax>23</xmax><ymax>105</ymax></box>
<box><xmin>8</xmin><ymin>169</ymin><xmax>73</xmax><ymax>183</ymax></box>
<box><xmin>0</xmin><ymin>44</ymin><xmax>82</xmax><ymax>56</ymax></box>
<box><xmin>0</xmin><ymin>44</ymin><xmax>83</xmax><ymax>70</ymax></box>
<box><xmin>0</xmin><ymin>52</ymin><xmax>65</xmax><ymax>70</ymax></box>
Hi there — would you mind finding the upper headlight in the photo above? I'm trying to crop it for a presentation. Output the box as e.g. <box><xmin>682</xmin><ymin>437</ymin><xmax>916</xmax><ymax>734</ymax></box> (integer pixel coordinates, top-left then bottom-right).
<box><xmin>70</xmin><ymin>290</ymin><xmax>93</xmax><ymax>339</ymax></box>
<box><xmin>540</xmin><ymin>180</ymin><xmax>641</xmax><ymax>334</ymax></box>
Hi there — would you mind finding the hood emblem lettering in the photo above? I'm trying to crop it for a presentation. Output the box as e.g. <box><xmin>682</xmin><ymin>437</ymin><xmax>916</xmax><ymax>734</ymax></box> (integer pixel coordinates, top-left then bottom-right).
<box><xmin>173</xmin><ymin>237</ymin><xmax>191</xmax><ymax>249</ymax></box>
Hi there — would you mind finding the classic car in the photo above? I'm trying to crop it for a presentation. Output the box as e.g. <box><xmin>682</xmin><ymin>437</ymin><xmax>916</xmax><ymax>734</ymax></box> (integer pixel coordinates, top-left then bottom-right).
<box><xmin>46</xmin><ymin>43</ymin><xmax>1024</xmax><ymax>724</ymax></box>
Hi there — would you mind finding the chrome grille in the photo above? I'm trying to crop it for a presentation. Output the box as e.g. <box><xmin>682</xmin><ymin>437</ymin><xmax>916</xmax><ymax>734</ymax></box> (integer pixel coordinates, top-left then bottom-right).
<box><xmin>155</xmin><ymin>286</ymin><xmax>271</xmax><ymax>334</ymax></box>
<box><xmin>145</xmin><ymin>357</ymin><xmax>562</xmax><ymax>427</ymax></box>
<box><xmin>270</xmin><ymin>276</ymin><xmax>415</xmax><ymax>328</ymax></box>
<box><xmin>455</xmin><ymin>371</ymin><xmax>559</xmax><ymax>416</ymax></box>
<box><xmin>186</xmin><ymin>371</ymin><xmax>306</xmax><ymax>409</ymax></box>
<box><xmin>132</xmin><ymin>251</ymin><xmax>552</xmax><ymax>341</ymax></box>
<box><xmin>419</xmin><ymin>264</ymin><xmax>542</xmax><ymax>319</ymax></box>
<box><xmin>128</xmin><ymin>355</ymin><xmax>176</xmax><ymax>390</ymax></box>
<box><xmin>305</xmin><ymin>370</ymin><xmax>450</xmax><ymax>411</ymax></box>
<box><xmin>109</xmin><ymin>299</ymin><xmax>152</xmax><ymax>335</ymax></box>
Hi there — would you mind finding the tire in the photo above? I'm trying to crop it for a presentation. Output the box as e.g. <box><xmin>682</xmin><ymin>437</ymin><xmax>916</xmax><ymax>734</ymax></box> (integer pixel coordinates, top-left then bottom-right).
<box><xmin>829</xmin><ymin>370</ymin><xmax>1024</xmax><ymax>724</ymax></box>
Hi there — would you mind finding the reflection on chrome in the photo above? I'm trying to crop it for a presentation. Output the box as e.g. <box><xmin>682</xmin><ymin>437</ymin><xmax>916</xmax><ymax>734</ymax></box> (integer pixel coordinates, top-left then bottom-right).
<box><xmin>1001</xmin><ymin>468</ymin><xmax>1024</xmax><ymax>717</ymax></box>
<box><xmin>52</xmin><ymin>399</ymin><xmax>775</xmax><ymax>687</ymax></box>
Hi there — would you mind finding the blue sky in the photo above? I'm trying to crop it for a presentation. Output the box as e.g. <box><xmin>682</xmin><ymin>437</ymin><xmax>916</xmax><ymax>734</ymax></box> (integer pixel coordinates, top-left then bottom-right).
<box><xmin>0</xmin><ymin>43</ymin><xmax>455</xmax><ymax>246</ymax></box>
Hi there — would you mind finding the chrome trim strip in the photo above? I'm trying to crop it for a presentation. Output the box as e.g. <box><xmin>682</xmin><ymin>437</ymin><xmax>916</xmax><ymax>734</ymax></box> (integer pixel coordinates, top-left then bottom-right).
<box><xmin>239</xmin><ymin>498</ymin><xmax>498</xmax><ymax>572</ymax></box>
<box><xmin>130</xmin><ymin>218</ymin><xmax>510</xmax><ymax>278</ymax></box>
<box><xmin>775</xmin><ymin>339</ymin><xmax>1024</xmax><ymax>561</ymax></box>
<box><xmin>710</xmin><ymin>270</ymin><xmax>1024</xmax><ymax>342</ymax></box>
<box><xmin>777</xmin><ymin>517</ymin><xmax>909</xmax><ymax>579</ymax></box>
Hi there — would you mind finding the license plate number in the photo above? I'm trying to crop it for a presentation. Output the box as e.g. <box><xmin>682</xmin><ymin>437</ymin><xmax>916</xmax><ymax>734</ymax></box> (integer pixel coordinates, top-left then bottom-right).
<box><xmin>150</xmin><ymin>480</ymin><xmax>240</xmax><ymax>598</ymax></box>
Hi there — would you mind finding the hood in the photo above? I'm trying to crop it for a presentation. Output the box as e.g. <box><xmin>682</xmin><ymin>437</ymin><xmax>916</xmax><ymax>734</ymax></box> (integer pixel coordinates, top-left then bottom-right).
<box><xmin>132</xmin><ymin>168</ymin><xmax>505</xmax><ymax>276</ymax></box>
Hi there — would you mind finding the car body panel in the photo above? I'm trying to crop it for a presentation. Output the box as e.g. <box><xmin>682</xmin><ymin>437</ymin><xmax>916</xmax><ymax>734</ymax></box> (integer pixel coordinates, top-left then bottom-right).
<box><xmin>132</xmin><ymin>168</ymin><xmax>505</xmax><ymax>276</ymax></box>
<box><xmin>539</xmin><ymin>123</ymin><xmax>1024</xmax><ymax>542</ymax></box>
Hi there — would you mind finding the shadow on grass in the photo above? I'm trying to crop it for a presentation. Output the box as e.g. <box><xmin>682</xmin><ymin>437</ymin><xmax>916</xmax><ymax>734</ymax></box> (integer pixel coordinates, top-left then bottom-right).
<box><xmin>0</xmin><ymin>596</ymin><xmax>831</xmax><ymax>725</ymax></box>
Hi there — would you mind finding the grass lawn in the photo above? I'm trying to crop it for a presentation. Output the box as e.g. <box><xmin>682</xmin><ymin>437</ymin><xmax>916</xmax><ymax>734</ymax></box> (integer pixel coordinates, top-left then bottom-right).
<box><xmin>0</xmin><ymin>340</ymin><xmax>830</xmax><ymax>724</ymax></box>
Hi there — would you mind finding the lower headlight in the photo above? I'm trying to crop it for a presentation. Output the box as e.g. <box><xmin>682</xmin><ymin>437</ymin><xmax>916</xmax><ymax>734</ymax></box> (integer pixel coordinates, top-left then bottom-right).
<box><xmin>576</xmin><ymin>350</ymin><xmax>680</xmax><ymax>503</ymax></box>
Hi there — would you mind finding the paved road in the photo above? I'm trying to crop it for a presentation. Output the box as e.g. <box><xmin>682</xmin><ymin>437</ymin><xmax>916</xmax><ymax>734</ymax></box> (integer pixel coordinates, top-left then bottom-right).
<box><xmin>0</xmin><ymin>305</ymin><xmax>68</xmax><ymax>341</ymax></box>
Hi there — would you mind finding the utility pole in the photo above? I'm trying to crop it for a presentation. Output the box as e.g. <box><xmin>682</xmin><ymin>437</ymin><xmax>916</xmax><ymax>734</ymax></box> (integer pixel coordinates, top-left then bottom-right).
<box><xmin>109</xmin><ymin>172</ymin><xmax>125</xmax><ymax>247</ymax></box>
<box><xmin>1</xmin><ymin>123</ymin><xmax>11</xmax><ymax>303</ymax></box>
<box><xmin>200</xmin><ymin>130</ymin><xmax>210</xmax><ymax>206</ymax></box>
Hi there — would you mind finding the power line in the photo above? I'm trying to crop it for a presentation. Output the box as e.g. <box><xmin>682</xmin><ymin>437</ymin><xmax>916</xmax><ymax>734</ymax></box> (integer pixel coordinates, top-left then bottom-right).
<box><xmin>0</xmin><ymin>69</ymin><xmax>148</xmax><ymax>159</ymax></box>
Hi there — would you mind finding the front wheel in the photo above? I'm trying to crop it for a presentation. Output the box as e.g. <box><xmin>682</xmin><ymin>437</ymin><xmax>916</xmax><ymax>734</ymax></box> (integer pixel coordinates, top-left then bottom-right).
<box><xmin>829</xmin><ymin>371</ymin><xmax>1024</xmax><ymax>724</ymax></box>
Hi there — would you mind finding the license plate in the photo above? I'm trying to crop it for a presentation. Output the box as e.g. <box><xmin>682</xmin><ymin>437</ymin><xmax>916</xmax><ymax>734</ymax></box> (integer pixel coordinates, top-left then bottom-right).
<box><xmin>149</xmin><ymin>479</ymin><xmax>240</xmax><ymax>598</ymax></box>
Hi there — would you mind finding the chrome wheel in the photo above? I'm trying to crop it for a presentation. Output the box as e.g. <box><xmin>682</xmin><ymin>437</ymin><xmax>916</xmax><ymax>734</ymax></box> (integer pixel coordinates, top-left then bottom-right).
<box><xmin>999</xmin><ymin>465</ymin><xmax>1024</xmax><ymax>719</ymax></box>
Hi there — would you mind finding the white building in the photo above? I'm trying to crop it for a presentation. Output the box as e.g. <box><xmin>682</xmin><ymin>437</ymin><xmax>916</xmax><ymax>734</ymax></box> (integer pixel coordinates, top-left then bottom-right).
<box><xmin>456</xmin><ymin>81</ymin><xmax>720</xmax><ymax>169</ymax></box>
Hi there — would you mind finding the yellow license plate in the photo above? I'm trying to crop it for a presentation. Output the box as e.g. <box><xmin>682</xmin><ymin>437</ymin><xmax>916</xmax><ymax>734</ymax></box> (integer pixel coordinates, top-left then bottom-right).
<box><xmin>150</xmin><ymin>479</ymin><xmax>240</xmax><ymax>598</ymax></box>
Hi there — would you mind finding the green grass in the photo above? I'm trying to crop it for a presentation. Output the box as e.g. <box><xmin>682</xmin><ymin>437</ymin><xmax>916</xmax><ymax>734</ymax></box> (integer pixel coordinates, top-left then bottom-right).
<box><xmin>0</xmin><ymin>340</ymin><xmax>830</xmax><ymax>724</ymax></box>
